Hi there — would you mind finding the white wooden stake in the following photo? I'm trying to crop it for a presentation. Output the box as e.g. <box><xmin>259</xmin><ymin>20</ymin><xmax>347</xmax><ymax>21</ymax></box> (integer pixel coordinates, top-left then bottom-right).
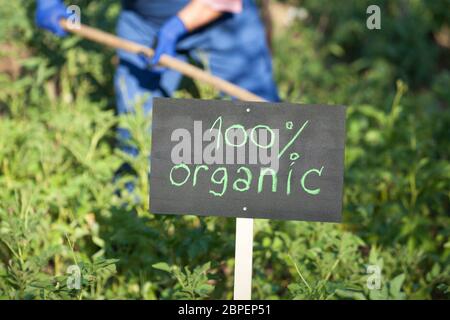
<box><xmin>233</xmin><ymin>217</ymin><xmax>254</xmax><ymax>300</ymax></box>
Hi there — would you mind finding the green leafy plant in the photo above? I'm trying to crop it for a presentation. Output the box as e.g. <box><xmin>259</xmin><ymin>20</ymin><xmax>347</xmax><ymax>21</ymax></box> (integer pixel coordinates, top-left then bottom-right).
<box><xmin>153</xmin><ymin>262</ymin><xmax>215</xmax><ymax>299</ymax></box>
<box><xmin>0</xmin><ymin>0</ymin><xmax>448</xmax><ymax>300</ymax></box>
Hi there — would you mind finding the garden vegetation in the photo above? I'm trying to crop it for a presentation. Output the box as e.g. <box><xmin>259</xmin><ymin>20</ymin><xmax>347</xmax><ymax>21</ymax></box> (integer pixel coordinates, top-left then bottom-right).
<box><xmin>0</xmin><ymin>0</ymin><xmax>448</xmax><ymax>299</ymax></box>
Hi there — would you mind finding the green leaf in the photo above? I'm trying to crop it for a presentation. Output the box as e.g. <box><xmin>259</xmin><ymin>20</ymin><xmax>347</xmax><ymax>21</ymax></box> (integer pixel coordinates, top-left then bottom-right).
<box><xmin>335</xmin><ymin>289</ymin><xmax>367</xmax><ymax>300</ymax></box>
<box><xmin>194</xmin><ymin>284</ymin><xmax>214</xmax><ymax>296</ymax></box>
<box><xmin>152</xmin><ymin>262</ymin><xmax>171</xmax><ymax>273</ymax></box>
<box><xmin>389</xmin><ymin>274</ymin><xmax>406</xmax><ymax>300</ymax></box>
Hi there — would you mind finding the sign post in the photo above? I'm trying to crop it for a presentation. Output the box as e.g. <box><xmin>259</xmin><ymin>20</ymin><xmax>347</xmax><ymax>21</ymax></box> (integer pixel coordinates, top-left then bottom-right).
<box><xmin>233</xmin><ymin>218</ymin><xmax>254</xmax><ymax>300</ymax></box>
<box><xmin>150</xmin><ymin>98</ymin><xmax>346</xmax><ymax>299</ymax></box>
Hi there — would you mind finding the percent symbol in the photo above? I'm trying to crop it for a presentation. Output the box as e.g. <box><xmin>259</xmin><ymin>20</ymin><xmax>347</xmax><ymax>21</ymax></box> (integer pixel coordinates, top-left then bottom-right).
<box><xmin>278</xmin><ymin>120</ymin><xmax>309</xmax><ymax>159</ymax></box>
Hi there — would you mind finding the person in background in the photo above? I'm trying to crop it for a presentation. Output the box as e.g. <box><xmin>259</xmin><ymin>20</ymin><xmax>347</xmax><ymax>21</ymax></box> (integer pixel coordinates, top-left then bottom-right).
<box><xmin>36</xmin><ymin>0</ymin><xmax>279</xmax><ymax>181</ymax></box>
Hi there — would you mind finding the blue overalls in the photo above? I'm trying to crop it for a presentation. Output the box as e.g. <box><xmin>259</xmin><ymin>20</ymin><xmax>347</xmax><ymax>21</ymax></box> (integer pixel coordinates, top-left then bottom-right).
<box><xmin>115</xmin><ymin>0</ymin><xmax>279</xmax><ymax>157</ymax></box>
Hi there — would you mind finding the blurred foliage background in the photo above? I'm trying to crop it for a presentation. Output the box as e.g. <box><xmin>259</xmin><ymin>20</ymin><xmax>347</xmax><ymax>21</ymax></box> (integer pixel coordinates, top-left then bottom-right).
<box><xmin>0</xmin><ymin>0</ymin><xmax>448</xmax><ymax>299</ymax></box>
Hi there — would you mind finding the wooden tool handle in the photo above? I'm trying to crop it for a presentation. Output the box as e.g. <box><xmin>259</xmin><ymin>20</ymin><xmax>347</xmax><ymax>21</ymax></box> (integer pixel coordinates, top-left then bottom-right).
<box><xmin>60</xmin><ymin>20</ymin><xmax>266</xmax><ymax>102</ymax></box>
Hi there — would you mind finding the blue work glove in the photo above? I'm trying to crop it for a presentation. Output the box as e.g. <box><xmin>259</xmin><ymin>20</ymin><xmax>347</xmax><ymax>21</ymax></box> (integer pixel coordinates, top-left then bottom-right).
<box><xmin>35</xmin><ymin>0</ymin><xmax>69</xmax><ymax>37</ymax></box>
<box><xmin>147</xmin><ymin>16</ymin><xmax>188</xmax><ymax>68</ymax></box>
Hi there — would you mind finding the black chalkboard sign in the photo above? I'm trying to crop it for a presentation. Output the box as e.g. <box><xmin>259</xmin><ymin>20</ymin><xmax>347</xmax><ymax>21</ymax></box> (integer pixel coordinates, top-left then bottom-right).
<box><xmin>150</xmin><ymin>98</ymin><xmax>346</xmax><ymax>222</ymax></box>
